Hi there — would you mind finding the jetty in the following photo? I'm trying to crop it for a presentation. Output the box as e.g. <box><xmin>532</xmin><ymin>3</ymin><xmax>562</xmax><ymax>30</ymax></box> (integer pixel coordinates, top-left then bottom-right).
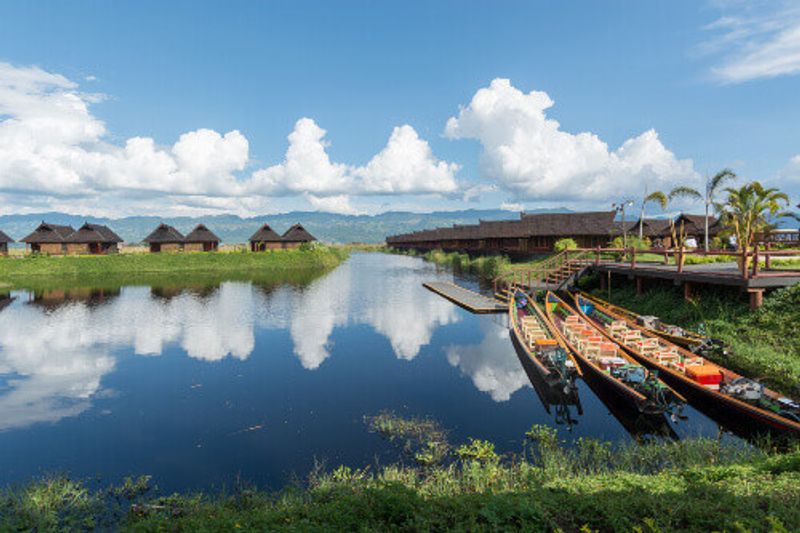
<box><xmin>422</xmin><ymin>281</ymin><xmax>506</xmax><ymax>314</ymax></box>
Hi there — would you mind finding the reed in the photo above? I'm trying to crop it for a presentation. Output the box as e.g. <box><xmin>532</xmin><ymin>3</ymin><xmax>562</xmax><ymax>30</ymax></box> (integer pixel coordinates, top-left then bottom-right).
<box><xmin>4</xmin><ymin>419</ymin><xmax>797</xmax><ymax>531</ymax></box>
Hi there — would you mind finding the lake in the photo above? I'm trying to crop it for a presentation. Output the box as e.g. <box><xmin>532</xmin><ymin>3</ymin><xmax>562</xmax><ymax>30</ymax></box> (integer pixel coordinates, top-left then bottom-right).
<box><xmin>0</xmin><ymin>252</ymin><xmax>733</xmax><ymax>492</ymax></box>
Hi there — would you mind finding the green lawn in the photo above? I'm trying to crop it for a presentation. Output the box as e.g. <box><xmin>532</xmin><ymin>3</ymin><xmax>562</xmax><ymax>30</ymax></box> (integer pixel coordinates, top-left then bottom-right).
<box><xmin>0</xmin><ymin>246</ymin><xmax>348</xmax><ymax>290</ymax></box>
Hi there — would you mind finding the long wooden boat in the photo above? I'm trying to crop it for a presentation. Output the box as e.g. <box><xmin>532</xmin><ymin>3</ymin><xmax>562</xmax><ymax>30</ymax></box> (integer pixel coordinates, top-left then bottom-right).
<box><xmin>576</xmin><ymin>291</ymin><xmax>711</xmax><ymax>351</ymax></box>
<box><xmin>545</xmin><ymin>291</ymin><xmax>685</xmax><ymax>415</ymax></box>
<box><xmin>509</xmin><ymin>289</ymin><xmax>581</xmax><ymax>394</ymax></box>
<box><xmin>574</xmin><ymin>293</ymin><xmax>800</xmax><ymax>436</ymax></box>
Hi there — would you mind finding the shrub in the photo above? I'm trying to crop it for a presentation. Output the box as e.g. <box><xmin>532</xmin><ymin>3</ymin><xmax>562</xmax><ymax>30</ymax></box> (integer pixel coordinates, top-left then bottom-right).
<box><xmin>554</xmin><ymin>238</ymin><xmax>578</xmax><ymax>252</ymax></box>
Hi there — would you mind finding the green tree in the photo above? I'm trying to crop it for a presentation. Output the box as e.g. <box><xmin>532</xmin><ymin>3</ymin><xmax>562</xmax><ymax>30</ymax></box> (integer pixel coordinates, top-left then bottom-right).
<box><xmin>718</xmin><ymin>181</ymin><xmax>789</xmax><ymax>273</ymax></box>
<box><xmin>637</xmin><ymin>189</ymin><xmax>668</xmax><ymax>240</ymax></box>
<box><xmin>667</xmin><ymin>169</ymin><xmax>736</xmax><ymax>252</ymax></box>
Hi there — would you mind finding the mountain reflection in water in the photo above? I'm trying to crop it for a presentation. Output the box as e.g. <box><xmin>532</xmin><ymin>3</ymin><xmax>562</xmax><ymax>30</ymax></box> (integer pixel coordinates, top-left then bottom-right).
<box><xmin>0</xmin><ymin>253</ymin><xmax>730</xmax><ymax>491</ymax></box>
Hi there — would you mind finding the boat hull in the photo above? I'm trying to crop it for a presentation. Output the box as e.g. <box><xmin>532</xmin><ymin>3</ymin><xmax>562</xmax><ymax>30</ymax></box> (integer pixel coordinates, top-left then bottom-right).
<box><xmin>574</xmin><ymin>296</ymin><xmax>800</xmax><ymax>437</ymax></box>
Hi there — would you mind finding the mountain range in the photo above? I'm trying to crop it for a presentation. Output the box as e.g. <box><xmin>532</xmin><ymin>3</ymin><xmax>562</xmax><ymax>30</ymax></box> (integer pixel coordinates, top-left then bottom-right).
<box><xmin>0</xmin><ymin>209</ymin><xmax>568</xmax><ymax>245</ymax></box>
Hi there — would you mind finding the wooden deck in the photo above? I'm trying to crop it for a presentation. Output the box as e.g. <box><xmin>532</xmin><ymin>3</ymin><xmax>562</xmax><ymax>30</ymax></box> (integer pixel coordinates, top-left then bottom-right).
<box><xmin>422</xmin><ymin>281</ymin><xmax>506</xmax><ymax>314</ymax></box>
<box><xmin>592</xmin><ymin>262</ymin><xmax>800</xmax><ymax>289</ymax></box>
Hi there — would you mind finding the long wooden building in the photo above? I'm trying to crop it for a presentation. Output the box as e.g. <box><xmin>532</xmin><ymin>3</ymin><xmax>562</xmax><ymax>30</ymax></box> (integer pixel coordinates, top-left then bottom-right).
<box><xmin>386</xmin><ymin>211</ymin><xmax>720</xmax><ymax>254</ymax></box>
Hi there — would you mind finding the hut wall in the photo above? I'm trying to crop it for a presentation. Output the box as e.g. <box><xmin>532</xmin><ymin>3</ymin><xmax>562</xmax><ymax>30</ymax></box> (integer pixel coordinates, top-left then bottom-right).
<box><xmin>183</xmin><ymin>242</ymin><xmax>205</xmax><ymax>252</ymax></box>
<box><xmin>282</xmin><ymin>242</ymin><xmax>302</xmax><ymax>249</ymax></box>
<box><xmin>0</xmin><ymin>243</ymin><xmax>7</xmax><ymax>255</ymax></box>
<box><xmin>37</xmin><ymin>243</ymin><xmax>66</xmax><ymax>255</ymax></box>
<box><xmin>66</xmin><ymin>243</ymin><xmax>91</xmax><ymax>255</ymax></box>
<box><xmin>251</xmin><ymin>241</ymin><xmax>282</xmax><ymax>251</ymax></box>
<box><xmin>150</xmin><ymin>242</ymin><xmax>182</xmax><ymax>253</ymax></box>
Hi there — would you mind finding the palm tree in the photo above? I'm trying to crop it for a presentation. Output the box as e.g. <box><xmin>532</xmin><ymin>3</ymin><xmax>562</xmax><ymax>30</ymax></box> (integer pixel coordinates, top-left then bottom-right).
<box><xmin>637</xmin><ymin>188</ymin><xmax>668</xmax><ymax>240</ymax></box>
<box><xmin>664</xmin><ymin>169</ymin><xmax>737</xmax><ymax>251</ymax></box>
<box><xmin>717</xmin><ymin>181</ymin><xmax>789</xmax><ymax>273</ymax></box>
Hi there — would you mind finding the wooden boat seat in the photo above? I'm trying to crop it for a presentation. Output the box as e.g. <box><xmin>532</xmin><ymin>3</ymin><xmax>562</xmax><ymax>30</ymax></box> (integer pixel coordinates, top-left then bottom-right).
<box><xmin>599</xmin><ymin>343</ymin><xmax>618</xmax><ymax>356</ymax></box>
<box><xmin>655</xmin><ymin>351</ymin><xmax>680</xmax><ymax>365</ymax></box>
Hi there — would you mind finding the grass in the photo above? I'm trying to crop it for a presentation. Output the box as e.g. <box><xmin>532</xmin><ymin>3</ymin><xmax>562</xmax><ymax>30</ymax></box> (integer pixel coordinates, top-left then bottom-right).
<box><xmin>3</xmin><ymin>414</ymin><xmax>798</xmax><ymax>532</ymax></box>
<box><xmin>586</xmin><ymin>280</ymin><xmax>800</xmax><ymax>396</ymax></box>
<box><xmin>389</xmin><ymin>248</ymin><xmax>546</xmax><ymax>280</ymax></box>
<box><xmin>0</xmin><ymin>245</ymin><xmax>348</xmax><ymax>290</ymax></box>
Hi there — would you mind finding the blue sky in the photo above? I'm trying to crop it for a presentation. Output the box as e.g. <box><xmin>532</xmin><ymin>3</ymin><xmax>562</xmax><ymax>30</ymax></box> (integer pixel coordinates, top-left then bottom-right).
<box><xmin>0</xmin><ymin>0</ymin><xmax>799</xmax><ymax>217</ymax></box>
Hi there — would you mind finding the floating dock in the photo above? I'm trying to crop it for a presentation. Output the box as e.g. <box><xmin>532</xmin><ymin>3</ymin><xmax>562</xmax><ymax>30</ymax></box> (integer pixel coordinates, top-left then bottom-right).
<box><xmin>423</xmin><ymin>281</ymin><xmax>506</xmax><ymax>314</ymax></box>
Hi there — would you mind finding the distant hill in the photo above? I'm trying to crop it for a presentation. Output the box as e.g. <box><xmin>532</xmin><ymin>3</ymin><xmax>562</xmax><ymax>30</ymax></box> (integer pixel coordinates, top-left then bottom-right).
<box><xmin>0</xmin><ymin>208</ymin><xmax>569</xmax><ymax>245</ymax></box>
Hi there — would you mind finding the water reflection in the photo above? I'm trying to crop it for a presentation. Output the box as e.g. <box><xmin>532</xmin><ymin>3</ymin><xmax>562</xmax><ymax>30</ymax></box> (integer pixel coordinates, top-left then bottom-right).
<box><xmin>0</xmin><ymin>254</ymin><xmax>460</xmax><ymax>430</ymax></box>
<box><xmin>445</xmin><ymin>319</ymin><xmax>529</xmax><ymax>402</ymax></box>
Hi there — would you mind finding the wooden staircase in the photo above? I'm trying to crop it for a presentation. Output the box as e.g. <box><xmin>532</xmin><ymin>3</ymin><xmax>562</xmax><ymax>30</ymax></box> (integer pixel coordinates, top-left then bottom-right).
<box><xmin>494</xmin><ymin>250</ymin><xmax>596</xmax><ymax>295</ymax></box>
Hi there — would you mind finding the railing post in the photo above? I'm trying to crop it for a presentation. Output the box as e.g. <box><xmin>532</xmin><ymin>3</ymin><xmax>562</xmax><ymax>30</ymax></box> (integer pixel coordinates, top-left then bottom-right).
<box><xmin>527</xmin><ymin>270</ymin><xmax>531</xmax><ymax>289</ymax></box>
<box><xmin>765</xmin><ymin>242</ymin><xmax>771</xmax><ymax>270</ymax></box>
<box><xmin>631</xmin><ymin>247</ymin><xmax>636</xmax><ymax>269</ymax></box>
<box><xmin>595</xmin><ymin>246</ymin><xmax>600</xmax><ymax>266</ymax></box>
<box><xmin>678</xmin><ymin>246</ymin><xmax>684</xmax><ymax>273</ymax></box>
<box><xmin>752</xmin><ymin>244</ymin><xmax>760</xmax><ymax>277</ymax></box>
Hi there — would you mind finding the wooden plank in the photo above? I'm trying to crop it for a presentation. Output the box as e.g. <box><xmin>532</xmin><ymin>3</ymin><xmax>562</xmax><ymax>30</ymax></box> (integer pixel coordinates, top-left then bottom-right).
<box><xmin>422</xmin><ymin>281</ymin><xmax>506</xmax><ymax>314</ymax></box>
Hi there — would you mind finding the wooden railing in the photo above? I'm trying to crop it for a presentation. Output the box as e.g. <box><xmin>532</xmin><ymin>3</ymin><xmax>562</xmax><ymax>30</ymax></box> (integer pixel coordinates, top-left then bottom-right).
<box><xmin>494</xmin><ymin>246</ymin><xmax>800</xmax><ymax>294</ymax></box>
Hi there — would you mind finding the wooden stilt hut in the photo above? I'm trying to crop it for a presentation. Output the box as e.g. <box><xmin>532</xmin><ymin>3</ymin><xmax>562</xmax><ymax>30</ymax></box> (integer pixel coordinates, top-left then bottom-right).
<box><xmin>248</xmin><ymin>223</ymin><xmax>282</xmax><ymax>251</ymax></box>
<box><xmin>21</xmin><ymin>222</ymin><xmax>76</xmax><ymax>255</ymax></box>
<box><xmin>184</xmin><ymin>224</ymin><xmax>220</xmax><ymax>252</ymax></box>
<box><xmin>65</xmin><ymin>223</ymin><xmax>123</xmax><ymax>254</ymax></box>
<box><xmin>143</xmin><ymin>224</ymin><xmax>185</xmax><ymax>253</ymax></box>
<box><xmin>281</xmin><ymin>224</ymin><xmax>316</xmax><ymax>249</ymax></box>
<box><xmin>0</xmin><ymin>231</ymin><xmax>13</xmax><ymax>256</ymax></box>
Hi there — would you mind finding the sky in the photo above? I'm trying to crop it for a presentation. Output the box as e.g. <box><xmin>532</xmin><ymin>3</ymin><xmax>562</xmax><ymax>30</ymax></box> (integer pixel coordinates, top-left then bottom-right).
<box><xmin>0</xmin><ymin>0</ymin><xmax>799</xmax><ymax>217</ymax></box>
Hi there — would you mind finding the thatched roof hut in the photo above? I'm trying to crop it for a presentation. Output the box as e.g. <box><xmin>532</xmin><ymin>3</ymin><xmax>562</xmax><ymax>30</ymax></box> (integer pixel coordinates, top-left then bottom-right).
<box><xmin>0</xmin><ymin>230</ymin><xmax>13</xmax><ymax>244</ymax></box>
<box><xmin>21</xmin><ymin>222</ymin><xmax>75</xmax><ymax>243</ymax></box>
<box><xmin>143</xmin><ymin>224</ymin><xmax>185</xmax><ymax>252</ymax></box>
<box><xmin>144</xmin><ymin>224</ymin><xmax>184</xmax><ymax>243</ymax></box>
<box><xmin>184</xmin><ymin>224</ymin><xmax>220</xmax><ymax>252</ymax></box>
<box><xmin>281</xmin><ymin>224</ymin><xmax>316</xmax><ymax>243</ymax></box>
<box><xmin>249</xmin><ymin>223</ymin><xmax>282</xmax><ymax>243</ymax></box>
<box><xmin>67</xmin><ymin>223</ymin><xmax>123</xmax><ymax>244</ymax></box>
<box><xmin>249</xmin><ymin>224</ymin><xmax>283</xmax><ymax>251</ymax></box>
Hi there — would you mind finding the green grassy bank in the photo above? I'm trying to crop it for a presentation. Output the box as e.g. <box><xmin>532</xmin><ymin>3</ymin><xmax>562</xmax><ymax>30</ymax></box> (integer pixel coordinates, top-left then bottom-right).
<box><xmin>0</xmin><ymin>246</ymin><xmax>348</xmax><ymax>290</ymax></box>
<box><xmin>3</xmin><ymin>415</ymin><xmax>798</xmax><ymax>532</ymax></box>
<box><xmin>585</xmin><ymin>280</ymin><xmax>800</xmax><ymax>397</ymax></box>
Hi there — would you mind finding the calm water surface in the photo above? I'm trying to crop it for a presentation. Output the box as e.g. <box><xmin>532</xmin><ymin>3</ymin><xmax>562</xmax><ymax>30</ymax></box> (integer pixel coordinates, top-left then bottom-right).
<box><xmin>0</xmin><ymin>253</ymin><xmax>731</xmax><ymax>491</ymax></box>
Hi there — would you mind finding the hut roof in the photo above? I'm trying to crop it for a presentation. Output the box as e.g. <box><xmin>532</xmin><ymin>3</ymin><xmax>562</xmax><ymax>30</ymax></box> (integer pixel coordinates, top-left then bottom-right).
<box><xmin>184</xmin><ymin>224</ymin><xmax>220</xmax><ymax>243</ymax></box>
<box><xmin>0</xmin><ymin>230</ymin><xmax>13</xmax><ymax>243</ymax></box>
<box><xmin>21</xmin><ymin>222</ymin><xmax>76</xmax><ymax>243</ymax></box>
<box><xmin>143</xmin><ymin>224</ymin><xmax>185</xmax><ymax>243</ymax></box>
<box><xmin>281</xmin><ymin>224</ymin><xmax>316</xmax><ymax>242</ymax></box>
<box><xmin>67</xmin><ymin>223</ymin><xmax>123</xmax><ymax>243</ymax></box>
<box><xmin>248</xmin><ymin>223</ymin><xmax>282</xmax><ymax>242</ymax></box>
<box><xmin>628</xmin><ymin>218</ymin><xmax>672</xmax><ymax>237</ymax></box>
<box><xmin>518</xmin><ymin>211</ymin><xmax>618</xmax><ymax>237</ymax></box>
<box><xmin>674</xmin><ymin>214</ymin><xmax>721</xmax><ymax>235</ymax></box>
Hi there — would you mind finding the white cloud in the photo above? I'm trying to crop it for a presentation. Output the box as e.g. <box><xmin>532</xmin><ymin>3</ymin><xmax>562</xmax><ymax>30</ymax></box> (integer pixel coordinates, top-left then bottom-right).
<box><xmin>357</xmin><ymin>125</ymin><xmax>460</xmax><ymax>194</ymax></box>
<box><xmin>701</xmin><ymin>2</ymin><xmax>800</xmax><ymax>83</ymax></box>
<box><xmin>0</xmin><ymin>62</ymin><xmax>459</xmax><ymax>215</ymax></box>
<box><xmin>500</xmin><ymin>202</ymin><xmax>523</xmax><ymax>212</ymax></box>
<box><xmin>444</xmin><ymin>78</ymin><xmax>697</xmax><ymax>202</ymax></box>
<box><xmin>305</xmin><ymin>193</ymin><xmax>359</xmax><ymax>215</ymax></box>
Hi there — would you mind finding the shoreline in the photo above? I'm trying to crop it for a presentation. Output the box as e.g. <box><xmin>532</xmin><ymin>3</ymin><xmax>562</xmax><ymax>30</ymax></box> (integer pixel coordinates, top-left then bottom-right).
<box><xmin>0</xmin><ymin>246</ymin><xmax>349</xmax><ymax>290</ymax></box>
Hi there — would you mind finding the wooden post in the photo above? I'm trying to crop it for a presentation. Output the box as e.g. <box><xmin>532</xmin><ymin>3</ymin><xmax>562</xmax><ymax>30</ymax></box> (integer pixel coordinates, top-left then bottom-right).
<box><xmin>742</xmin><ymin>249</ymin><xmax>749</xmax><ymax>279</ymax></box>
<box><xmin>765</xmin><ymin>242</ymin><xmax>771</xmax><ymax>270</ymax></box>
<box><xmin>527</xmin><ymin>270</ymin><xmax>531</xmax><ymax>289</ymax></box>
<box><xmin>748</xmin><ymin>289</ymin><xmax>764</xmax><ymax>310</ymax></box>
<box><xmin>631</xmin><ymin>247</ymin><xmax>637</xmax><ymax>269</ymax></box>
<box><xmin>636</xmin><ymin>276</ymin><xmax>643</xmax><ymax>296</ymax></box>
<box><xmin>595</xmin><ymin>246</ymin><xmax>600</xmax><ymax>266</ymax></box>
<box><xmin>752</xmin><ymin>244</ymin><xmax>760</xmax><ymax>278</ymax></box>
<box><xmin>683</xmin><ymin>282</ymin><xmax>692</xmax><ymax>302</ymax></box>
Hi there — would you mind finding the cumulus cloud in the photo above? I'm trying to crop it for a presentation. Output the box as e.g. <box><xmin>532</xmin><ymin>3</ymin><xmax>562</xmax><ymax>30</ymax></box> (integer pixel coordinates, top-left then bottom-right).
<box><xmin>0</xmin><ymin>62</ymin><xmax>459</xmax><ymax>215</ymax></box>
<box><xmin>445</xmin><ymin>78</ymin><xmax>697</xmax><ymax>202</ymax></box>
<box><xmin>249</xmin><ymin>120</ymin><xmax>459</xmax><ymax>197</ymax></box>
<box><xmin>700</xmin><ymin>2</ymin><xmax>800</xmax><ymax>83</ymax></box>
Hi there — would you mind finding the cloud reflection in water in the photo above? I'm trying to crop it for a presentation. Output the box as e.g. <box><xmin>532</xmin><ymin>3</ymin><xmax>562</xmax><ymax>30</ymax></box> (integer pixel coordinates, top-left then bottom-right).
<box><xmin>0</xmin><ymin>254</ymin><xmax>465</xmax><ymax>429</ymax></box>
